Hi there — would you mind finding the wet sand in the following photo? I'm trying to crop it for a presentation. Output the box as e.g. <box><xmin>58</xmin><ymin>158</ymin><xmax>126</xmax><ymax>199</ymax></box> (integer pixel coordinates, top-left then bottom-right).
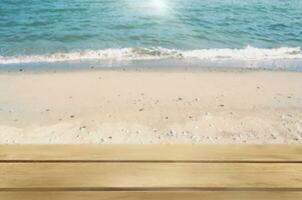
<box><xmin>0</xmin><ymin>69</ymin><xmax>301</xmax><ymax>144</ymax></box>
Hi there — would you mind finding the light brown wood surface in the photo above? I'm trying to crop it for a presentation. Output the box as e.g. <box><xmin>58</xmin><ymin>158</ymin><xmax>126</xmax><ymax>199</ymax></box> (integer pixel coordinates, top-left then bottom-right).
<box><xmin>1</xmin><ymin>145</ymin><xmax>302</xmax><ymax>200</ymax></box>
<box><xmin>1</xmin><ymin>145</ymin><xmax>302</xmax><ymax>161</ymax></box>
<box><xmin>1</xmin><ymin>192</ymin><xmax>302</xmax><ymax>200</ymax></box>
<box><xmin>1</xmin><ymin>163</ymin><xmax>302</xmax><ymax>189</ymax></box>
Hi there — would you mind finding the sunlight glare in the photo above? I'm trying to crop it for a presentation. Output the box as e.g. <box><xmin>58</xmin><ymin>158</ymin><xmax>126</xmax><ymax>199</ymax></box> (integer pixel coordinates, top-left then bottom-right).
<box><xmin>150</xmin><ymin>0</ymin><xmax>168</xmax><ymax>14</ymax></box>
<box><xmin>127</xmin><ymin>0</ymin><xmax>173</xmax><ymax>17</ymax></box>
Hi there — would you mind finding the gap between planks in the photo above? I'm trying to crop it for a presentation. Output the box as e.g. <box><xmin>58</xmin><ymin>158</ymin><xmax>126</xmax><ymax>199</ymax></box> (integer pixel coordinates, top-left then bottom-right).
<box><xmin>1</xmin><ymin>187</ymin><xmax>302</xmax><ymax>192</ymax></box>
<box><xmin>1</xmin><ymin>160</ymin><xmax>302</xmax><ymax>163</ymax></box>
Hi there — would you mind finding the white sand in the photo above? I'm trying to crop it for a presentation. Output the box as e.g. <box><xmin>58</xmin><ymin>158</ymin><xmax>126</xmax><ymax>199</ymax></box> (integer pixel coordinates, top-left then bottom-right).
<box><xmin>0</xmin><ymin>69</ymin><xmax>301</xmax><ymax>144</ymax></box>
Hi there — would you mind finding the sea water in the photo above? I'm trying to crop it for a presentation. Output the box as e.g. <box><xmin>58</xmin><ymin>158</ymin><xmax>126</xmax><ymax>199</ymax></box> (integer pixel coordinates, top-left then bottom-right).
<box><xmin>0</xmin><ymin>0</ymin><xmax>302</xmax><ymax>70</ymax></box>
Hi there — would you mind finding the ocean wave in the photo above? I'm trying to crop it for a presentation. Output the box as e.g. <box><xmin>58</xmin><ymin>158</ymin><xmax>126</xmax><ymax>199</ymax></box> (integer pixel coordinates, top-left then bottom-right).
<box><xmin>0</xmin><ymin>46</ymin><xmax>301</xmax><ymax>65</ymax></box>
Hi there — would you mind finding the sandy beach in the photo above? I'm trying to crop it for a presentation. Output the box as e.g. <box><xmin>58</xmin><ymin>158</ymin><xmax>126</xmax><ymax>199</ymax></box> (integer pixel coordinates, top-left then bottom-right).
<box><xmin>0</xmin><ymin>69</ymin><xmax>301</xmax><ymax>144</ymax></box>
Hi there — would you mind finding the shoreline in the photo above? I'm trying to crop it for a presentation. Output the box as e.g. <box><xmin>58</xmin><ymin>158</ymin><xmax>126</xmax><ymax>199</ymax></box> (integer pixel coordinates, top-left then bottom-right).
<box><xmin>1</xmin><ymin>56</ymin><xmax>302</xmax><ymax>73</ymax></box>
<box><xmin>0</xmin><ymin>69</ymin><xmax>301</xmax><ymax>144</ymax></box>
<box><xmin>1</xmin><ymin>64</ymin><xmax>301</xmax><ymax>75</ymax></box>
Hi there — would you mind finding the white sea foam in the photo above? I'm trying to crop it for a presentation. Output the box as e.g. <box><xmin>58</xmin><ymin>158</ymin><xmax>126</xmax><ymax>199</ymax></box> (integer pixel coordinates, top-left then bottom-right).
<box><xmin>182</xmin><ymin>46</ymin><xmax>302</xmax><ymax>60</ymax></box>
<box><xmin>0</xmin><ymin>46</ymin><xmax>301</xmax><ymax>65</ymax></box>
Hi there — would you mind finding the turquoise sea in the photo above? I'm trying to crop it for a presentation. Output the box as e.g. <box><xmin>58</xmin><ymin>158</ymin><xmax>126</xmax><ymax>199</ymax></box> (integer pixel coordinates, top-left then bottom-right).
<box><xmin>0</xmin><ymin>0</ymin><xmax>302</xmax><ymax>70</ymax></box>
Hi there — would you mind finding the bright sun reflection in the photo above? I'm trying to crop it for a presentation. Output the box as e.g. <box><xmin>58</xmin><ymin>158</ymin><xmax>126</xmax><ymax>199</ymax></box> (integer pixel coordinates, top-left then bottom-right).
<box><xmin>150</xmin><ymin>0</ymin><xmax>168</xmax><ymax>15</ymax></box>
<box><xmin>128</xmin><ymin>0</ymin><xmax>172</xmax><ymax>17</ymax></box>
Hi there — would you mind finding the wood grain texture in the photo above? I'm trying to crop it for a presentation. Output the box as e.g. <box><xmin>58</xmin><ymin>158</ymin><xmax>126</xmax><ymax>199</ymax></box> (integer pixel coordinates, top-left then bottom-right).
<box><xmin>1</xmin><ymin>145</ymin><xmax>302</xmax><ymax>162</ymax></box>
<box><xmin>2</xmin><ymin>145</ymin><xmax>302</xmax><ymax>200</ymax></box>
<box><xmin>1</xmin><ymin>192</ymin><xmax>302</xmax><ymax>200</ymax></box>
<box><xmin>1</xmin><ymin>163</ymin><xmax>302</xmax><ymax>189</ymax></box>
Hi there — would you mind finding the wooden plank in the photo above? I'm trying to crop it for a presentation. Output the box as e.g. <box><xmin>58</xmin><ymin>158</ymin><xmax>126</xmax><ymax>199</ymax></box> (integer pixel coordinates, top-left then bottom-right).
<box><xmin>1</xmin><ymin>163</ymin><xmax>302</xmax><ymax>189</ymax></box>
<box><xmin>1</xmin><ymin>192</ymin><xmax>302</xmax><ymax>200</ymax></box>
<box><xmin>1</xmin><ymin>145</ymin><xmax>302</xmax><ymax>162</ymax></box>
